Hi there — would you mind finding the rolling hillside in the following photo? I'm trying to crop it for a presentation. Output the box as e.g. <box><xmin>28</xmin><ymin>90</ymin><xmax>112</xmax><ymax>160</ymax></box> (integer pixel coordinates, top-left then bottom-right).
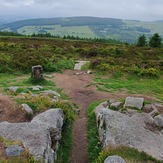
<box><xmin>0</xmin><ymin>16</ymin><xmax>163</xmax><ymax>43</ymax></box>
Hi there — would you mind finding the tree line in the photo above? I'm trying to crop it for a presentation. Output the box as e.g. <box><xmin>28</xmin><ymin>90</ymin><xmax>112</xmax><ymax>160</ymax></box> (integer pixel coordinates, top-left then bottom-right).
<box><xmin>137</xmin><ymin>33</ymin><xmax>162</xmax><ymax>47</ymax></box>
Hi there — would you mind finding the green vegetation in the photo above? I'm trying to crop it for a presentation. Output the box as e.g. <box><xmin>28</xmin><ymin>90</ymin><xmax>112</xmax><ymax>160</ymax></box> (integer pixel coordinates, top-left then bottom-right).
<box><xmin>54</xmin><ymin>102</ymin><xmax>75</xmax><ymax>163</ymax></box>
<box><xmin>87</xmin><ymin>101</ymin><xmax>102</xmax><ymax>162</ymax></box>
<box><xmin>137</xmin><ymin>34</ymin><xmax>146</xmax><ymax>47</ymax></box>
<box><xmin>149</xmin><ymin>33</ymin><xmax>162</xmax><ymax>47</ymax></box>
<box><xmin>94</xmin><ymin>75</ymin><xmax>163</xmax><ymax>100</ymax></box>
<box><xmin>95</xmin><ymin>146</ymin><xmax>162</xmax><ymax>163</ymax></box>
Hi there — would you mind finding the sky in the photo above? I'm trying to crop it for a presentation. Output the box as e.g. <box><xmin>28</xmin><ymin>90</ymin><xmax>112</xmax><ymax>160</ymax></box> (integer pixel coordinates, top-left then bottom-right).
<box><xmin>0</xmin><ymin>0</ymin><xmax>163</xmax><ymax>21</ymax></box>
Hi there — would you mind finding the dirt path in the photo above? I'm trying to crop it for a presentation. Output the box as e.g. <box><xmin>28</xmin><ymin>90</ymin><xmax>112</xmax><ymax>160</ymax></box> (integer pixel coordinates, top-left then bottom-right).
<box><xmin>52</xmin><ymin>70</ymin><xmax>157</xmax><ymax>163</ymax></box>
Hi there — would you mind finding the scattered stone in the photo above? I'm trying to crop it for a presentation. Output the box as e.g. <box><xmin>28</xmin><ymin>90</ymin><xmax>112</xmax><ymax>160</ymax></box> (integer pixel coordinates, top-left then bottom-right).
<box><xmin>143</xmin><ymin>104</ymin><xmax>154</xmax><ymax>113</ymax></box>
<box><xmin>44</xmin><ymin>74</ymin><xmax>53</xmax><ymax>78</ymax></box>
<box><xmin>75</xmin><ymin>72</ymin><xmax>83</xmax><ymax>76</ymax></box>
<box><xmin>32</xmin><ymin>65</ymin><xmax>43</xmax><ymax>79</ymax></box>
<box><xmin>124</xmin><ymin>96</ymin><xmax>144</xmax><ymax>109</ymax></box>
<box><xmin>8</xmin><ymin>86</ymin><xmax>19</xmax><ymax>93</ymax></box>
<box><xmin>31</xmin><ymin>85</ymin><xmax>43</xmax><ymax>91</ymax></box>
<box><xmin>154</xmin><ymin>114</ymin><xmax>163</xmax><ymax>127</ymax></box>
<box><xmin>110</xmin><ymin>102</ymin><xmax>122</xmax><ymax>110</ymax></box>
<box><xmin>74</xmin><ymin>108</ymin><xmax>80</xmax><ymax>115</ymax></box>
<box><xmin>107</xmin><ymin>99</ymin><xmax>116</xmax><ymax>105</ymax></box>
<box><xmin>21</xmin><ymin>103</ymin><xmax>33</xmax><ymax>115</ymax></box>
<box><xmin>6</xmin><ymin>145</ymin><xmax>24</xmax><ymax>157</ymax></box>
<box><xmin>0</xmin><ymin>109</ymin><xmax>64</xmax><ymax>163</ymax></box>
<box><xmin>104</xmin><ymin>156</ymin><xmax>126</xmax><ymax>163</ymax></box>
<box><xmin>87</xmin><ymin>70</ymin><xmax>92</xmax><ymax>74</ymax></box>
<box><xmin>95</xmin><ymin>102</ymin><xmax>163</xmax><ymax>160</ymax></box>
<box><xmin>42</xmin><ymin>90</ymin><xmax>60</xmax><ymax>97</ymax></box>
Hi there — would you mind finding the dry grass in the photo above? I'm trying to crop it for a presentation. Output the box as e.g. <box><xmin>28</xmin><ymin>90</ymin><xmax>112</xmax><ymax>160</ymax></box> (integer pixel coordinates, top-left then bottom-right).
<box><xmin>0</xmin><ymin>94</ymin><xmax>27</xmax><ymax>123</ymax></box>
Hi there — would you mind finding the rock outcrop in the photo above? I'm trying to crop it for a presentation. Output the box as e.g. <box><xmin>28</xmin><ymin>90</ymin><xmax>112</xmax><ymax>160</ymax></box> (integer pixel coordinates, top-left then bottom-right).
<box><xmin>95</xmin><ymin>102</ymin><xmax>163</xmax><ymax>161</ymax></box>
<box><xmin>0</xmin><ymin>109</ymin><xmax>64</xmax><ymax>163</ymax></box>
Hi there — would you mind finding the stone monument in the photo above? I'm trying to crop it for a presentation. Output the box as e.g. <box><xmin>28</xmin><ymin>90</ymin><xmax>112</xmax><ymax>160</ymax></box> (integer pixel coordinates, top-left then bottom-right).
<box><xmin>32</xmin><ymin>65</ymin><xmax>43</xmax><ymax>79</ymax></box>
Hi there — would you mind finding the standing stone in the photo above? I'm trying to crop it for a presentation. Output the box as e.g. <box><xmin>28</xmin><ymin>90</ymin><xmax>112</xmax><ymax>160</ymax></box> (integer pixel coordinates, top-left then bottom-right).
<box><xmin>124</xmin><ymin>97</ymin><xmax>144</xmax><ymax>109</ymax></box>
<box><xmin>32</xmin><ymin>65</ymin><xmax>43</xmax><ymax>79</ymax></box>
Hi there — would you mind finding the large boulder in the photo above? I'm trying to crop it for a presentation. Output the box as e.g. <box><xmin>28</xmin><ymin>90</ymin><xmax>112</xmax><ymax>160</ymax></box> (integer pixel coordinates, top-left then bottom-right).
<box><xmin>95</xmin><ymin>102</ymin><xmax>163</xmax><ymax>161</ymax></box>
<box><xmin>104</xmin><ymin>156</ymin><xmax>126</xmax><ymax>163</ymax></box>
<box><xmin>124</xmin><ymin>97</ymin><xmax>144</xmax><ymax>109</ymax></box>
<box><xmin>0</xmin><ymin>109</ymin><xmax>64</xmax><ymax>163</ymax></box>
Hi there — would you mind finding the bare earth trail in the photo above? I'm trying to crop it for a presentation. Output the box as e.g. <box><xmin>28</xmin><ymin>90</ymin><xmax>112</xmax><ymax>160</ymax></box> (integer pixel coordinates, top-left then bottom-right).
<box><xmin>52</xmin><ymin>70</ymin><xmax>156</xmax><ymax>163</ymax></box>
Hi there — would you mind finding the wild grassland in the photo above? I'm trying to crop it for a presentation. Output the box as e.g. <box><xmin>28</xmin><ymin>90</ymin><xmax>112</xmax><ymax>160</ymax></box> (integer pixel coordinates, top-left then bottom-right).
<box><xmin>0</xmin><ymin>36</ymin><xmax>163</xmax><ymax>162</ymax></box>
<box><xmin>93</xmin><ymin>74</ymin><xmax>163</xmax><ymax>101</ymax></box>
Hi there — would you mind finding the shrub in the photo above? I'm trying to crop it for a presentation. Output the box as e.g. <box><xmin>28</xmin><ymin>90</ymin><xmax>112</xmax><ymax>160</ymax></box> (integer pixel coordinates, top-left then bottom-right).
<box><xmin>139</xmin><ymin>68</ymin><xmax>159</xmax><ymax>77</ymax></box>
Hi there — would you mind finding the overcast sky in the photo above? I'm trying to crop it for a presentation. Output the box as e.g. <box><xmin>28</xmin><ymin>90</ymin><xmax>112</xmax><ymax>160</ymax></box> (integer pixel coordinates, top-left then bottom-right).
<box><xmin>0</xmin><ymin>0</ymin><xmax>163</xmax><ymax>21</ymax></box>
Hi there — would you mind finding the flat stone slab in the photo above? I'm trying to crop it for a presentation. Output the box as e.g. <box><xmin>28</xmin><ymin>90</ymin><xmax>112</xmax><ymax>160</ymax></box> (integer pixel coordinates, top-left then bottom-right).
<box><xmin>124</xmin><ymin>96</ymin><xmax>144</xmax><ymax>109</ymax></box>
<box><xmin>74</xmin><ymin>61</ymin><xmax>89</xmax><ymax>70</ymax></box>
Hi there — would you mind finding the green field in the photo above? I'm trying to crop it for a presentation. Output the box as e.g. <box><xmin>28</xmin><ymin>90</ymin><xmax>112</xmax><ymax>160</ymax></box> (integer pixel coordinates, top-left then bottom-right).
<box><xmin>16</xmin><ymin>25</ymin><xmax>98</xmax><ymax>38</ymax></box>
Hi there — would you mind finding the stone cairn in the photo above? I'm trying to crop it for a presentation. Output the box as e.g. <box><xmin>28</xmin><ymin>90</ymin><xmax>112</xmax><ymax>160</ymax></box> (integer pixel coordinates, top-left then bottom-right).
<box><xmin>32</xmin><ymin>65</ymin><xmax>43</xmax><ymax>79</ymax></box>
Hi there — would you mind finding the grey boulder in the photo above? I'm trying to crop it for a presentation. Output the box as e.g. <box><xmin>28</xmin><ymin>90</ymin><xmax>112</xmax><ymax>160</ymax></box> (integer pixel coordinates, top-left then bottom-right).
<box><xmin>6</xmin><ymin>145</ymin><xmax>24</xmax><ymax>157</ymax></box>
<box><xmin>154</xmin><ymin>114</ymin><xmax>163</xmax><ymax>127</ymax></box>
<box><xmin>124</xmin><ymin>96</ymin><xmax>144</xmax><ymax>109</ymax></box>
<box><xmin>95</xmin><ymin>102</ymin><xmax>163</xmax><ymax>161</ymax></box>
<box><xmin>104</xmin><ymin>156</ymin><xmax>126</xmax><ymax>163</ymax></box>
<box><xmin>0</xmin><ymin>108</ymin><xmax>64</xmax><ymax>163</ymax></box>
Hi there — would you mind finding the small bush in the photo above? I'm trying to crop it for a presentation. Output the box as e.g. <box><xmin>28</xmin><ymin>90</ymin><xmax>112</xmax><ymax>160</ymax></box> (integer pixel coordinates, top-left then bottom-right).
<box><xmin>139</xmin><ymin>68</ymin><xmax>159</xmax><ymax>77</ymax></box>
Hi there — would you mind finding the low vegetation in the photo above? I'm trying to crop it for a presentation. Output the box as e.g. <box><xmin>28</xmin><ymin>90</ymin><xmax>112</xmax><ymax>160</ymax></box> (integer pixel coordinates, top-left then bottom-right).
<box><xmin>93</xmin><ymin>74</ymin><xmax>163</xmax><ymax>100</ymax></box>
<box><xmin>95</xmin><ymin>146</ymin><xmax>162</xmax><ymax>163</ymax></box>
<box><xmin>0</xmin><ymin>35</ymin><xmax>163</xmax><ymax>162</ymax></box>
<box><xmin>87</xmin><ymin>101</ymin><xmax>103</xmax><ymax>162</ymax></box>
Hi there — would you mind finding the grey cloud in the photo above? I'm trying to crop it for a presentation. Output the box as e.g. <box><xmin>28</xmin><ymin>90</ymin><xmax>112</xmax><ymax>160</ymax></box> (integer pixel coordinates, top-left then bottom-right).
<box><xmin>0</xmin><ymin>0</ymin><xmax>163</xmax><ymax>20</ymax></box>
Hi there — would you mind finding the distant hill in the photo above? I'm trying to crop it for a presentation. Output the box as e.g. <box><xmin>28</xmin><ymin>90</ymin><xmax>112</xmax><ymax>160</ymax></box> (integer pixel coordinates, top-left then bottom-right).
<box><xmin>0</xmin><ymin>16</ymin><xmax>163</xmax><ymax>43</ymax></box>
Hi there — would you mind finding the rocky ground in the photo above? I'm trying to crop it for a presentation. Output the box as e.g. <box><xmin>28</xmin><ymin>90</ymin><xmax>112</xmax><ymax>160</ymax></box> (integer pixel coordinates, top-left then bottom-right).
<box><xmin>52</xmin><ymin>69</ymin><xmax>160</xmax><ymax>163</ymax></box>
<box><xmin>0</xmin><ymin>67</ymin><xmax>162</xmax><ymax>162</ymax></box>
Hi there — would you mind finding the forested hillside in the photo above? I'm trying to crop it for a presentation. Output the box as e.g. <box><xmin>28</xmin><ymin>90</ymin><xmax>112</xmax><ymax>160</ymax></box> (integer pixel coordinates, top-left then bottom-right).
<box><xmin>1</xmin><ymin>17</ymin><xmax>163</xmax><ymax>43</ymax></box>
